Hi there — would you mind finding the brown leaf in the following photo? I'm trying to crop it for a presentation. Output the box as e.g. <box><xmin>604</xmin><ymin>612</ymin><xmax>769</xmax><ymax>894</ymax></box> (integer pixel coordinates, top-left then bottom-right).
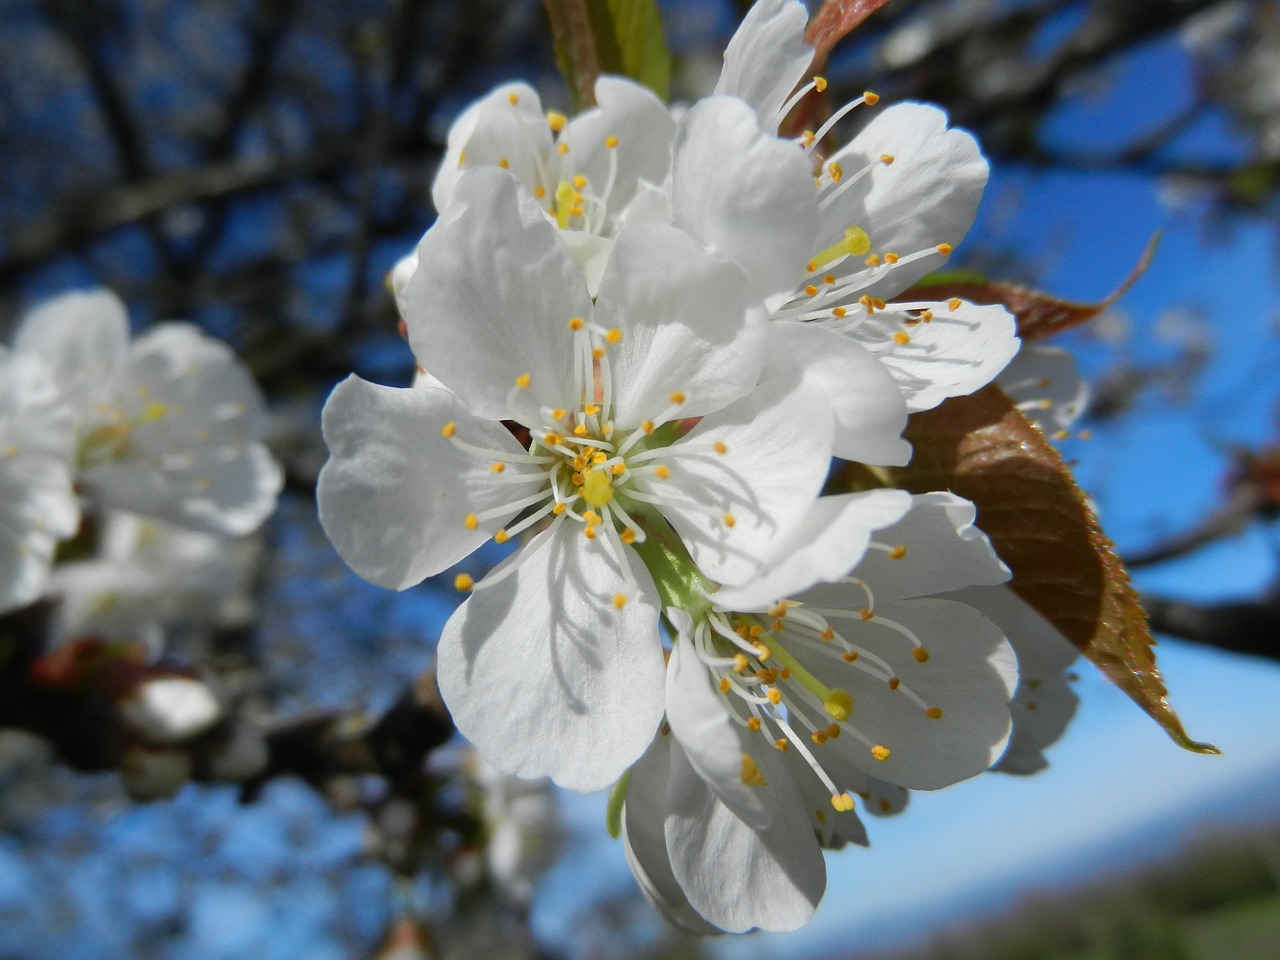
<box><xmin>805</xmin><ymin>0</ymin><xmax>895</xmax><ymax>67</ymax></box>
<box><xmin>544</xmin><ymin>0</ymin><xmax>603</xmax><ymax>110</ymax></box>
<box><xmin>875</xmin><ymin>384</ymin><xmax>1217</xmax><ymax>754</ymax></box>
<box><xmin>901</xmin><ymin>233</ymin><xmax>1160</xmax><ymax>341</ymax></box>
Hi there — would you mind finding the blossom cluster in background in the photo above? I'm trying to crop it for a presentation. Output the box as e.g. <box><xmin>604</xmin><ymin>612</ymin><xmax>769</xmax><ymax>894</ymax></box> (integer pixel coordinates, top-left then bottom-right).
<box><xmin>317</xmin><ymin>0</ymin><xmax>1085</xmax><ymax>934</ymax></box>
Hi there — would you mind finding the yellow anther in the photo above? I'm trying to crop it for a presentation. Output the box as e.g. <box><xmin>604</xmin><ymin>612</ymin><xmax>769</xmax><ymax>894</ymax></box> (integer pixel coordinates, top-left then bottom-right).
<box><xmin>732</xmin><ymin>653</ymin><xmax>749</xmax><ymax>673</ymax></box>
<box><xmin>591</xmin><ymin>451</ymin><xmax>607</xmax><ymax>465</ymax></box>
<box><xmin>515</xmin><ymin>372</ymin><xmax>531</xmax><ymax>389</ymax></box>
<box><xmin>543</xmin><ymin>432</ymin><xmax>562</xmax><ymax>446</ymax></box>
<box><xmin>948</xmin><ymin>298</ymin><xmax>962</xmax><ymax>311</ymax></box>
<box><xmin>826</xmin><ymin>724</ymin><xmax>841</xmax><ymax>739</ymax></box>
<box><xmin>747</xmin><ymin>716</ymin><xmax>762</xmax><ymax>732</ymax></box>
<box><xmin>507</xmin><ymin>92</ymin><xmax>519</xmax><ymax>105</ymax></box>
<box><xmin>754</xmin><ymin>642</ymin><xmax>772</xmax><ymax>661</ymax></box>
<box><xmin>722</xmin><ymin>513</ymin><xmax>736</xmax><ymax>528</ymax></box>
<box><xmin>811</xmin><ymin>730</ymin><xmax>828</xmax><ymax>745</ymax></box>
<box><xmin>464</xmin><ymin>513</ymin><xmax>479</xmax><ymax>530</ymax></box>
<box><xmin>774</xmin><ymin>738</ymin><xmax>789</xmax><ymax>752</ymax></box>
<box><xmin>568</xmin><ymin>317</ymin><xmax>584</xmax><ymax>332</ymax></box>
<box><xmin>592</xmin><ymin>347</ymin><xmax>605</xmax><ymax>359</ymax></box>
<box><xmin>582</xmin><ymin>469</ymin><xmax>614</xmax><ymax>507</ymax></box>
<box><xmin>757</xmin><ymin>669</ymin><xmax>776</xmax><ymax>684</ymax></box>
<box><xmin>613</xmin><ymin>593</ymin><xmax>628</xmax><ymax>609</ymax></box>
<box><xmin>534</xmin><ymin>186</ymin><xmax>547</xmax><ymax>199</ymax></box>
<box><xmin>748</xmin><ymin>625</ymin><xmax>763</xmax><ymax>638</ymax></box>
<box><xmin>720</xmin><ymin>677</ymin><xmax>732</xmax><ymax>693</ymax></box>
<box><xmin>805</xmin><ymin>284</ymin><xmax>819</xmax><ymax>296</ymax></box>
<box><xmin>827</xmin><ymin>161</ymin><xmax>843</xmax><ymax>183</ymax></box>
<box><xmin>820</xmin><ymin>626</ymin><xmax>835</xmax><ymax>642</ymax></box>
<box><xmin>921</xmin><ymin>310</ymin><xmax>934</xmax><ymax>322</ymax></box>
<box><xmin>893</xmin><ymin>331</ymin><xmax>911</xmax><ymax>345</ymax></box>
<box><xmin>552</xmin><ymin>502</ymin><xmax>566</xmax><ymax>515</ymax></box>
<box><xmin>842</xmin><ymin>650</ymin><xmax>859</xmax><ymax>663</ymax></box>
<box><xmin>824</xmin><ymin>689</ymin><xmax>853</xmax><ymax>721</ymax></box>
<box><xmin>654</xmin><ymin>465</ymin><xmax>670</xmax><ymax>479</ymax></box>
<box><xmin>584</xmin><ymin>403</ymin><xmax>601</xmax><ymax>416</ymax></box>
<box><xmin>571</xmin><ymin>472</ymin><xmax>584</xmax><ymax>485</ymax></box>
<box><xmin>573</xmin><ymin>424</ymin><xmax>588</xmax><ymax>437</ymax></box>
<box><xmin>913</xmin><ymin>647</ymin><xmax>930</xmax><ymax>663</ymax></box>
<box><xmin>823</xmin><ymin>273</ymin><xmax>836</xmax><ymax>285</ymax></box>
<box><xmin>768</xmin><ymin>601</ymin><xmax>790</xmax><ymax>619</ymax></box>
<box><xmin>569</xmin><ymin>205</ymin><xmax>584</xmax><ymax>218</ymax></box>
<box><xmin>582</xmin><ymin>510</ymin><xmax>601</xmax><ymax>526</ymax></box>
<box><xmin>669</xmin><ymin>391</ymin><xmax>685</xmax><ymax>405</ymax></box>
<box><xmin>806</xmin><ymin>259</ymin><xmax>818</xmax><ymax>272</ymax></box>
<box><xmin>937</xmin><ymin>242</ymin><xmax>953</xmax><ymax>255</ymax></box>
<box><xmin>454</xmin><ymin>573</ymin><xmax>474</xmax><ymax>592</ymax></box>
<box><xmin>491</xmin><ymin>462</ymin><xmax>506</xmax><ymax>474</ymax></box>
<box><xmin>879</xmin><ymin>153</ymin><xmax>895</xmax><ymax>165</ymax></box>
<box><xmin>572</xmin><ymin>174</ymin><xmax>588</xmax><ymax>189</ymax></box>
<box><xmin>741</xmin><ymin>754</ymin><xmax>767</xmax><ymax>787</ymax></box>
<box><xmin>814</xmin><ymin>76</ymin><xmax>827</xmax><ymax>92</ymax></box>
<box><xmin>884</xmin><ymin>252</ymin><xmax>900</xmax><ymax>264</ymax></box>
<box><xmin>859</xmin><ymin>608</ymin><xmax>873</xmax><ymax>621</ymax></box>
<box><xmin>547</xmin><ymin>111</ymin><xmax>567</xmax><ymax>131</ymax></box>
<box><xmin>494</xmin><ymin>530</ymin><xmax>510</xmax><ymax>544</ymax></box>
<box><xmin>888</xmin><ymin>677</ymin><xmax>901</xmax><ymax>690</ymax></box>
<box><xmin>767</xmin><ymin>688</ymin><xmax>782</xmax><ymax>705</ymax></box>
<box><xmin>926</xmin><ymin>707</ymin><xmax>943</xmax><ymax>719</ymax></box>
<box><xmin>573</xmin><ymin>456</ymin><xmax>587</xmax><ymax>471</ymax></box>
<box><xmin>863</xmin><ymin>91</ymin><xmax>880</xmax><ymax>105</ymax></box>
<box><xmin>641</xmin><ymin>419</ymin><xmax>654</xmax><ymax>434</ymax></box>
<box><xmin>833</xmin><ymin>306</ymin><xmax>847</xmax><ymax>318</ymax></box>
<box><xmin>605</xmin><ymin>327</ymin><xmax>622</xmax><ymax>344</ymax></box>
<box><xmin>610</xmin><ymin>462</ymin><xmax>626</xmax><ymax>476</ymax></box>
<box><xmin>550</xmin><ymin>408</ymin><xmax>567</xmax><ymax>422</ymax></box>
<box><xmin>498</xmin><ymin>157</ymin><xmax>510</xmax><ymax>169</ymax></box>
<box><xmin>557</xmin><ymin>142</ymin><xmax>570</xmax><ymax>156</ymax></box>
<box><xmin>871</xmin><ymin>744</ymin><xmax>891</xmax><ymax>761</ymax></box>
<box><xmin>831</xmin><ymin>793</ymin><xmax>855</xmax><ymax>812</ymax></box>
<box><xmin>604</xmin><ymin>135</ymin><xmax>619</xmax><ymax>149</ymax></box>
<box><xmin>583</xmin><ymin>526</ymin><xmax>597</xmax><ymax>540</ymax></box>
<box><xmin>864</xmin><ymin>254</ymin><xmax>881</xmax><ymax>267</ymax></box>
<box><xmin>441</xmin><ymin>421</ymin><xmax>457</xmax><ymax>438</ymax></box>
<box><xmin>620</xmin><ymin>527</ymin><xmax>636</xmax><ymax>544</ymax></box>
<box><xmin>888</xmin><ymin>544</ymin><xmax>907</xmax><ymax>559</ymax></box>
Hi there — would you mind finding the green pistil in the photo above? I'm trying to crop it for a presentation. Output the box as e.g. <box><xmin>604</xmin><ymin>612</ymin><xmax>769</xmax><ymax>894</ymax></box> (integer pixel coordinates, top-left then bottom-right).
<box><xmin>748</xmin><ymin>618</ymin><xmax>853</xmax><ymax>721</ymax></box>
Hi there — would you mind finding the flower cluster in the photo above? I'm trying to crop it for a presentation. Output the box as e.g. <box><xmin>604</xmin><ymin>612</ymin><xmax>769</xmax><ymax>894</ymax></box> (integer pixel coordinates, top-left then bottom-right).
<box><xmin>319</xmin><ymin>0</ymin><xmax>1078</xmax><ymax>934</ymax></box>
<box><xmin>1</xmin><ymin>288</ymin><xmax>281</xmax><ymax>631</ymax></box>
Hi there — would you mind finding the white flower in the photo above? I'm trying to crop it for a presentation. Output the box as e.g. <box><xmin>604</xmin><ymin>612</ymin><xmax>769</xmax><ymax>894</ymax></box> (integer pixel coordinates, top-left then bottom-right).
<box><xmin>704</xmin><ymin>0</ymin><xmax>1021</xmax><ymax>415</ymax></box>
<box><xmin>119</xmin><ymin>675</ymin><xmax>222</xmax><ymax>744</ymax></box>
<box><xmin>428</xmin><ymin>77</ymin><xmax>675</xmax><ymax>297</ymax></box>
<box><xmin>47</xmin><ymin>510</ymin><xmax>259</xmax><ymax>648</ymax></box>
<box><xmin>319</xmin><ymin>167</ymin><xmax>841</xmax><ymax>791</ymax></box>
<box><xmin>622</xmin><ymin>492</ymin><xmax>1019</xmax><ymax>933</ymax></box>
<box><xmin>470</xmin><ymin>756</ymin><xmax>559</xmax><ymax>907</ymax></box>
<box><xmin>0</xmin><ymin>344</ymin><xmax>79</xmax><ymax>613</ymax></box>
<box><xmin>998</xmin><ymin>344</ymin><xmax>1091</xmax><ymax>436</ymax></box>
<box><xmin>13</xmin><ymin>289</ymin><xmax>282</xmax><ymax>535</ymax></box>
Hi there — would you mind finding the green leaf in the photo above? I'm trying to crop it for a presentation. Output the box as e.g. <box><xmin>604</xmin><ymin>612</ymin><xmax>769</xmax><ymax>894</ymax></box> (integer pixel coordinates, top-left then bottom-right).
<box><xmin>544</xmin><ymin>0</ymin><xmax>670</xmax><ymax>110</ymax></box>
<box><xmin>861</xmin><ymin>384</ymin><xmax>1218</xmax><ymax>755</ymax></box>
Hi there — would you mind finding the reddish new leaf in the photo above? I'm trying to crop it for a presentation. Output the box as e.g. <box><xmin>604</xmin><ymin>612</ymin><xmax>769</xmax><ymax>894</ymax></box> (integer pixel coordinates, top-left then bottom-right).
<box><xmin>880</xmin><ymin>384</ymin><xmax>1217</xmax><ymax>754</ymax></box>
<box><xmin>903</xmin><ymin>233</ymin><xmax>1160</xmax><ymax>341</ymax></box>
<box><xmin>805</xmin><ymin>0</ymin><xmax>895</xmax><ymax>67</ymax></box>
<box><xmin>544</xmin><ymin>0</ymin><xmax>603</xmax><ymax>110</ymax></box>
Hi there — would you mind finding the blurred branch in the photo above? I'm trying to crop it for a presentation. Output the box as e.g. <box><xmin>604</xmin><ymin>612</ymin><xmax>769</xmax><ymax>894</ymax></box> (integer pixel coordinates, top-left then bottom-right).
<box><xmin>1143</xmin><ymin>588</ymin><xmax>1280</xmax><ymax>661</ymax></box>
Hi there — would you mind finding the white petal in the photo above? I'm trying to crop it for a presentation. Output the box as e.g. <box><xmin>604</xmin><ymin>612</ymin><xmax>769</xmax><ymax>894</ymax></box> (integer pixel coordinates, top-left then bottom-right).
<box><xmin>838</xmin><ymin>491</ymin><xmax>1011</xmax><ymax>604</ymax></box>
<box><xmin>813</xmin><ymin>597</ymin><xmax>1017</xmax><ymax>789</ymax></box>
<box><xmin>645</xmin><ymin>361</ymin><xmax>832</xmax><ymax>587</ymax></box>
<box><xmin>80</xmin><ymin>323</ymin><xmax>282</xmax><ymax>535</ymax></box>
<box><xmin>0</xmin><ymin>349</ymin><xmax>79</xmax><ymax>613</ymax></box>
<box><xmin>672</xmin><ymin>96</ymin><xmax>818</xmax><ymax>307</ymax></box>
<box><xmin>664</xmin><ymin>733</ymin><xmax>825</xmax><ymax>933</ymax></box>
<box><xmin>843</xmin><ymin>299</ymin><xmax>1019</xmax><ymax>412</ymax></box>
<box><xmin>621</xmin><ymin>735</ymin><xmax>723</xmax><ymax>936</ymax></box>
<box><xmin>318</xmin><ymin>377</ymin><xmax>535</xmax><ymax>589</ymax></box>
<box><xmin>431</xmin><ymin>82</ymin><xmax>551</xmax><ymax>215</ymax></box>
<box><xmin>436</xmin><ymin>520</ymin><xmax>665</xmax><ymax>792</ymax></box>
<box><xmin>595</xmin><ymin>224</ymin><xmax>766</xmax><ymax>427</ymax></box>
<box><xmin>714</xmin><ymin>0</ymin><xmax>814</xmax><ymax>134</ymax></box>
<box><xmin>711</xmin><ymin>489</ymin><xmax>913</xmax><ymax>611</ymax></box>
<box><xmin>946</xmin><ymin>584</ymin><xmax>1079</xmax><ymax>775</ymax></box>
<box><xmin>770</xmin><ymin>321</ymin><xmax>910</xmax><ymax>463</ymax></box>
<box><xmin>820</xmin><ymin>103</ymin><xmax>988</xmax><ymax>301</ymax></box>
<box><xmin>13</xmin><ymin>288</ymin><xmax>129</xmax><ymax>414</ymax></box>
<box><xmin>120</xmin><ymin>677</ymin><xmax>222</xmax><ymax>744</ymax></box>
<box><xmin>778</xmin><ymin>746</ymin><xmax>871</xmax><ymax>849</ymax></box>
<box><xmin>666</xmin><ymin>635</ymin><xmax>771</xmax><ymax>829</ymax></box>
<box><xmin>997</xmin><ymin>344</ymin><xmax>1091</xmax><ymax>433</ymax></box>
<box><xmin>405</xmin><ymin>167</ymin><xmax>593</xmax><ymax>424</ymax></box>
<box><xmin>560</xmin><ymin>75</ymin><xmax>676</xmax><ymax>220</ymax></box>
